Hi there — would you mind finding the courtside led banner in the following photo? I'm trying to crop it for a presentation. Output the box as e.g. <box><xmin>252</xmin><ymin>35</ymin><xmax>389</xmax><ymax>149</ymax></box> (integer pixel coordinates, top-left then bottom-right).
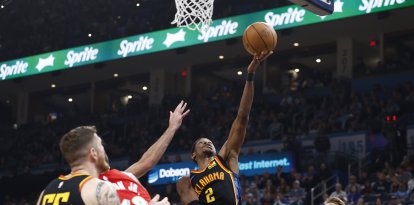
<box><xmin>1</xmin><ymin>0</ymin><xmax>413</xmax><ymax>80</ymax></box>
<box><xmin>148</xmin><ymin>152</ymin><xmax>294</xmax><ymax>185</ymax></box>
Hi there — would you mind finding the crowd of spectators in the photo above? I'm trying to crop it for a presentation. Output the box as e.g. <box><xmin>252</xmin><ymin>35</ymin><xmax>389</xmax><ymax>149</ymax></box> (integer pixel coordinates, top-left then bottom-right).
<box><xmin>143</xmin><ymin>155</ymin><xmax>414</xmax><ymax>205</ymax></box>
<box><xmin>1</xmin><ymin>77</ymin><xmax>413</xmax><ymax>175</ymax></box>
<box><xmin>323</xmin><ymin>155</ymin><xmax>414</xmax><ymax>205</ymax></box>
<box><xmin>0</xmin><ymin>74</ymin><xmax>413</xmax><ymax>203</ymax></box>
<box><xmin>353</xmin><ymin>43</ymin><xmax>414</xmax><ymax>77</ymax></box>
<box><xmin>0</xmin><ymin>0</ymin><xmax>289</xmax><ymax>62</ymax></box>
<box><xmin>2</xmin><ymin>157</ymin><xmax>413</xmax><ymax>205</ymax></box>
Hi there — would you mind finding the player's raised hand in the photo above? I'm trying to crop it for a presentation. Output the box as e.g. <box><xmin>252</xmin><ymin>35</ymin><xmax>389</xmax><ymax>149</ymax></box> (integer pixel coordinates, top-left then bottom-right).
<box><xmin>247</xmin><ymin>51</ymin><xmax>273</xmax><ymax>73</ymax></box>
<box><xmin>169</xmin><ymin>100</ymin><xmax>190</xmax><ymax>131</ymax></box>
<box><xmin>149</xmin><ymin>194</ymin><xmax>170</xmax><ymax>205</ymax></box>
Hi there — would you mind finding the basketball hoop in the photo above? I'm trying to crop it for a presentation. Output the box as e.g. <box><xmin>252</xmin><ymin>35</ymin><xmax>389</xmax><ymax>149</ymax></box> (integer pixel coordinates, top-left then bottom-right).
<box><xmin>171</xmin><ymin>0</ymin><xmax>215</xmax><ymax>32</ymax></box>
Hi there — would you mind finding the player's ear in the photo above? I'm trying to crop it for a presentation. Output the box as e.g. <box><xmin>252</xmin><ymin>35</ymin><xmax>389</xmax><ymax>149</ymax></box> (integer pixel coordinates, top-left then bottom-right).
<box><xmin>89</xmin><ymin>147</ymin><xmax>98</xmax><ymax>161</ymax></box>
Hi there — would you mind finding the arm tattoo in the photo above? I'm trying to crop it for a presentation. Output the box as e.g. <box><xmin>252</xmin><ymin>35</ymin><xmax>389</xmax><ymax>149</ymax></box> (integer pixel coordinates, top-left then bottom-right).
<box><xmin>96</xmin><ymin>181</ymin><xmax>120</xmax><ymax>205</ymax></box>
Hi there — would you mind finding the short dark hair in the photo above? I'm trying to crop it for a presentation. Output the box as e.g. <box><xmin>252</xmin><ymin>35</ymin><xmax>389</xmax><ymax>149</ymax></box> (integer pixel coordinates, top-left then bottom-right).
<box><xmin>191</xmin><ymin>138</ymin><xmax>202</xmax><ymax>154</ymax></box>
<box><xmin>191</xmin><ymin>138</ymin><xmax>203</xmax><ymax>163</ymax></box>
<box><xmin>59</xmin><ymin>126</ymin><xmax>97</xmax><ymax>166</ymax></box>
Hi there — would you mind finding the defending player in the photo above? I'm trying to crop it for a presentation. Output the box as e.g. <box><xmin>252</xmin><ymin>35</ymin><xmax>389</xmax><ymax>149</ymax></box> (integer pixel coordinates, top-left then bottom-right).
<box><xmin>36</xmin><ymin>126</ymin><xmax>120</xmax><ymax>205</ymax></box>
<box><xmin>177</xmin><ymin>51</ymin><xmax>272</xmax><ymax>205</ymax></box>
<box><xmin>99</xmin><ymin>101</ymin><xmax>190</xmax><ymax>205</ymax></box>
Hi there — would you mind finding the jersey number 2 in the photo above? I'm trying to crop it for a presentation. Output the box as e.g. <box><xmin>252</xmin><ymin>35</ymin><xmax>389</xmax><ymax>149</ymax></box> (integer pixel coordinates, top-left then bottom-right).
<box><xmin>205</xmin><ymin>187</ymin><xmax>215</xmax><ymax>203</ymax></box>
<box><xmin>42</xmin><ymin>192</ymin><xmax>70</xmax><ymax>205</ymax></box>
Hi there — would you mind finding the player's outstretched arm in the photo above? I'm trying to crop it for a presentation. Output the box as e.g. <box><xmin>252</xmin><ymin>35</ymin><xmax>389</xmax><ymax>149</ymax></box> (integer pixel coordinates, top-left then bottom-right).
<box><xmin>177</xmin><ymin>176</ymin><xmax>199</xmax><ymax>205</ymax></box>
<box><xmin>126</xmin><ymin>101</ymin><xmax>190</xmax><ymax>178</ymax></box>
<box><xmin>218</xmin><ymin>51</ymin><xmax>273</xmax><ymax>174</ymax></box>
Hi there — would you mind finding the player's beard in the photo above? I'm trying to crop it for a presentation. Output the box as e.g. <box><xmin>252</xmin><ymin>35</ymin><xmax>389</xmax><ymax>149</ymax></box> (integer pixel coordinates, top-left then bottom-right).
<box><xmin>103</xmin><ymin>154</ymin><xmax>110</xmax><ymax>170</ymax></box>
<box><xmin>97</xmin><ymin>153</ymin><xmax>110</xmax><ymax>173</ymax></box>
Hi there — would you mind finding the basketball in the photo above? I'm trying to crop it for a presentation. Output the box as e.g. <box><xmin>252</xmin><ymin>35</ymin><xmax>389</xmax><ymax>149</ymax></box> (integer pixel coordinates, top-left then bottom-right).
<box><xmin>242</xmin><ymin>22</ymin><xmax>278</xmax><ymax>55</ymax></box>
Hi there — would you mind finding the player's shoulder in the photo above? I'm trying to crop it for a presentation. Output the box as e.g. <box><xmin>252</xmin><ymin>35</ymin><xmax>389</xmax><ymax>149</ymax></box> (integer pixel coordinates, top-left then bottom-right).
<box><xmin>81</xmin><ymin>177</ymin><xmax>110</xmax><ymax>190</ymax></box>
<box><xmin>80</xmin><ymin>178</ymin><xmax>119</xmax><ymax>204</ymax></box>
<box><xmin>214</xmin><ymin>154</ymin><xmax>225</xmax><ymax>162</ymax></box>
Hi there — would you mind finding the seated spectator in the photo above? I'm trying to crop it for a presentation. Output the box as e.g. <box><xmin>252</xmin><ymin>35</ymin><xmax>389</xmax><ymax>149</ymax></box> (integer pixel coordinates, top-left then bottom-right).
<box><xmin>372</xmin><ymin>172</ymin><xmax>390</xmax><ymax>195</ymax></box>
<box><xmin>347</xmin><ymin>185</ymin><xmax>361</xmax><ymax>205</ymax></box>
<box><xmin>274</xmin><ymin>165</ymin><xmax>288</xmax><ymax>187</ymax></box>
<box><xmin>273</xmin><ymin>192</ymin><xmax>287</xmax><ymax>205</ymax></box>
<box><xmin>245</xmin><ymin>182</ymin><xmax>261</xmax><ymax>200</ymax></box>
<box><xmin>345</xmin><ymin>175</ymin><xmax>362</xmax><ymax>193</ymax></box>
<box><xmin>261</xmin><ymin>191</ymin><xmax>275</xmax><ymax>205</ymax></box>
<box><xmin>389</xmin><ymin>175</ymin><xmax>401</xmax><ymax>193</ymax></box>
<box><xmin>330</xmin><ymin>183</ymin><xmax>348</xmax><ymax>203</ymax></box>
<box><xmin>355</xmin><ymin>198</ymin><xmax>365</xmax><ymax>205</ymax></box>
<box><xmin>375</xmin><ymin>197</ymin><xmax>383</xmax><ymax>205</ymax></box>
<box><xmin>389</xmin><ymin>195</ymin><xmax>400</xmax><ymax>205</ymax></box>
<box><xmin>408</xmin><ymin>175</ymin><xmax>414</xmax><ymax>198</ymax></box>
<box><xmin>277</xmin><ymin>177</ymin><xmax>290</xmax><ymax>195</ymax></box>
<box><xmin>404</xmin><ymin>191</ymin><xmax>414</xmax><ymax>204</ymax></box>
<box><xmin>393</xmin><ymin>182</ymin><xmax>407</xmax><ymax>199</ymax></box>
<box><xmin>302</xmin><ymin>165</ymin><xmax>317</xmax><ymax>191</ymax></box>
<box><xmin>358</xmin><ymin>170</ymin><xmax>371</xmax><ymax>185</ymax></box>
<box><xmin>288</xmin><ymin>180</ymin><xmax>306</xmax><ymax>205</ymax></box>
<box><xmin>360</xmin><ymin>180</ymin><xmax>373</xmax><ymax>196</ymax></box>
<box><xmin>264</xmin><ymin>178</ymin><xmax>277</xmax><ymax>194</ymax></box>
<box><xmin>243</xmin><ymin>192</ymin><xmax>259</xmax><ymax>205</ymax></box>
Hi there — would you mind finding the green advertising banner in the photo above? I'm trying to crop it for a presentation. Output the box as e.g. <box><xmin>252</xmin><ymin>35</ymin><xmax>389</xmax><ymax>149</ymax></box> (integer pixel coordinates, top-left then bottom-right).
<box><xmin>1</xmin><ymin>0</ymin><xmax>413</xmax><ymax>81</ymax></box>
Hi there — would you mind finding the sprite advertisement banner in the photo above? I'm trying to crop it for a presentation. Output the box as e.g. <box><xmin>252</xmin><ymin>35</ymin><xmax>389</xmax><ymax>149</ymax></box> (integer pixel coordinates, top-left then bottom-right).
<box><xmin>1</xmin><ymin>0</ymin><xmax>413</xmax><ymax>81</ymax></box>
<box><xmin>148</xmin><ymin>152</ymin><xmax>294</xmax><ymax>185</ymax></box>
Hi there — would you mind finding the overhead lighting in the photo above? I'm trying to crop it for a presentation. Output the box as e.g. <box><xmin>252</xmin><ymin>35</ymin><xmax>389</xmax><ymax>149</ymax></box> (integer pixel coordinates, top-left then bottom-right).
<box><xmin>316</xmin><ymin>58</ymin><xmax>321</xmax><ymax>63</ymax></box>
<box><xmin>1</xmin><ymin>5</ymin><xmax>4</xmax><ymax>9</ymax></box>
<box><xmin>113</xmin><ymin>73</ymin><xmax>119</xmax><ymax>78</ymax></box>
<box><xmin>51</xmin><ymin>84</ymin><xmax>56</xmax><ymax>88</ymax></box>
<box><xmin>117</xmin><ymin>16</ymin><xmax>121</xmax><ymax>19</ymax></box>
<box><xmin>142</xmin><ymin>86</ymin><xmax>148</xmax><ymax>91</ymax></box>
<box><xmin>293</xmin><ymin>42</ymin><xmax>299</xmax><ymax>47</ymax></box>
<box><xmin>127</xmin><ymin>95</ymin><xmax>132</xmax><ymax>99</ymax></box>
<box><xmin>5</xmin><ymin>100</ymin><xmax>10</xmax><ymax>104</ymax></box>
<box><xmin>219</xmin><ymin>55</ymin><xmax>224</xmax><ymax>60</ymax></box>
<box><xmin>294</xmin><ymin>68</ymin><xmax>300</xmax><ymax>73</ymax></box>
<box><xmin>68</xmin><ymin>98</ymin><xmax>73</xmax><ymax>102</ymax></box>
<box><xmin>136</xmin><ymin>3</ymin><xmax>140</xmax><ymax>7</ymax></box>
<box><xmin>88</xmin><ymin>33</ymin><xmax>92</xmax><ymax>37</ymax></box>
<box><xmin>237</xmin><ymin>71</ymin><xmax>243</xmax><ymax>76</ymax></box>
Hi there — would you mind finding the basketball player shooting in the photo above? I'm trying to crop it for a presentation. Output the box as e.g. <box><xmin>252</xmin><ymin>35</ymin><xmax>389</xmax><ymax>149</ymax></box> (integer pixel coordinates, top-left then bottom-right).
<box><xmin>177</xmin><ymin>51</ymin><xmax>273</xmax><ymax>205</ymax></box>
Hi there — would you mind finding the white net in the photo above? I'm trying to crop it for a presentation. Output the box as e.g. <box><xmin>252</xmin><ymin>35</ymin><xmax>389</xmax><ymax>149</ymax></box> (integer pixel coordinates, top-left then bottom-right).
<box><xmin>171</xmin><ymin>0</ymin><xmax>215</xmax><ymax>32</ymax></box>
